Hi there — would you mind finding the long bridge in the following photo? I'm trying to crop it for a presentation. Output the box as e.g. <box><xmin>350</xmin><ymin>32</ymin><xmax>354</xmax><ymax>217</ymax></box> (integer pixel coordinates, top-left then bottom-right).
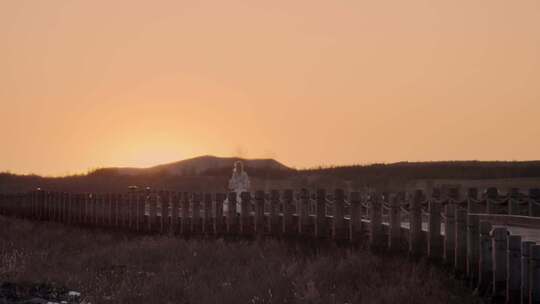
<box><xmin>1</xmin><ymin>187</ymin><xmax>540</xmax><ymax>303</ymax></box>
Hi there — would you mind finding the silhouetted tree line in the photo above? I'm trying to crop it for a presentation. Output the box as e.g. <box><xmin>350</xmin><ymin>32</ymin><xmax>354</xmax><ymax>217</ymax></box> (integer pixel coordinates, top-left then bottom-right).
<box><xmin>0</xmin><ymin>172</ymin><xmax>228</xmax><ymax>194</ymax></box>
<box><xmin>2</xmin><ymin>161</ymin><xmax>540</xmax><ymax>193</ymax></box>
<box><xmin>299</xmin><ymin>161</ymin><xmax>540</xmax><ymax>180</ymax></box>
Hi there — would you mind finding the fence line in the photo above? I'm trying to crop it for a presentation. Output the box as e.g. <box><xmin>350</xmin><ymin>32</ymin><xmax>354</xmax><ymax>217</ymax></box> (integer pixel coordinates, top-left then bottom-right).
<box><xmin>1</xmin><ymin>187</ymin><xmax>540</xmax><ymax>303</ymax></box>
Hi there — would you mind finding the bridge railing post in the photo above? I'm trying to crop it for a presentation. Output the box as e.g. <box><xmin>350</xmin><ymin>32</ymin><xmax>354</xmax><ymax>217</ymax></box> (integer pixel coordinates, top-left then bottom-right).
<box><xmin>254</xmin><ymin>190</ymin><xmax>266</xmax><ymax>236</ymax></box>
<box><xmin>39</xmin><ymin>192</ymin><xmax>44</xmax><ymax>220</ymax></box>
<box><xmin>7</xmin><ymin>194</ymin><xmax>13</xmax><ymax>217</ymax></box>
<box><xmin>26</xmin><ymin>192</ymin><xmax>32</xmax><ymax>220</ymax></box>
<box><xmin>137</xmin><ymin>193</ymin><xmax>146</xmax><ymax>231</ymax></box>
<box><xmin>170</xmin><ymin>193</ymin><xmax>179</xmax><ymax>234</ymax></box>
<box><xmin>269</xmin><ymin>190</ymin><xmax>280</xmax><ymax>235</ymax></box>
<box><xmin>57</xmin><ymin>192</ymin><xmax>64</xmax><ymax>223</ymax></box>
<box><xmin>23</xmin><ymin>193</ymin><xmax>29</xmax><ymax>219</ymax></box>
<box><xmin>106</xmin><ymin>193</ymin><xmax>112</xmax><ymax>228</ymax></box>
<box><xmin>165</xmin><ymin>191</ymin><xmax>173</xmax><ymax>233</ymax></box>
<box><xmin>15</xmin><ymin>194</ymin><xmax>20</xmax><ymax>217</ymax></box>
<box><xmin>105</xmin><ymin>193</ymin><xmax>113</xmax><ymax>227</ymax></box>
<box><xmin>529</xmin><ymin>245</ymin><xmax>540</xmax><ymax>303</ymax></box>
<box><xmin>467</xmin><ymin>188</ymin><xmax>480</xmax><ymax>212</ymax></box>
<box><xmin>49</xmin><ymin>192</ymin><xmax>56</xmax><ymax>222</ymax></box>
<box><xmin>67</xmin><ymin>192</ymin><xmax>74</xmax><ymax>224</ymax></box>
<box><xmin>46</xmin><ymin>192</ymin><xmax>53</xmax><ymax>222</ymax></box>
<box><xmin>53</xmin><ymin>192</ymin><xmax>58</xmax><ymax>223</ymax></box>
<box><xmin>51</xmin><ymin>191</ymin><xmax>57</xmax><ymax>223</ymax></box>
<box><xmin>522</xmin><ymin>241</ymin><xmax>535</xmax><ymax>304</ymax></box>
<box><xmin>52</xmin><ymin>192</ymin><xmax>58</xmax><ymax>222</ymax></box>
<box><xmin>34</xmin><ymin>191</ymin><xmax>42</xmax><ymax>221</ymax></box>
<box><xmin>192</xmin><ymin>193</ymin><xmax>202</xmax><ymax>234</ymax></box>
<box><xmin>72</xmin><ymin>193</ymin><xmax>78</xmax><ymax>224</ymax></box>
<box><xmin>282</xmin><ymin>190</ymin><xmax>293</xmax><ymax>236</ymax></box>
<box><xmin>409</xmin><ymin>190</ymin><xmax>423</xmax><ymax>257</ymax></box>
<box><xmin>369</xmin><ymin>193</ymin><xmax>383</xmax><ymax>251</ymax></box>
<box><xmin>315</xmin><ymin>189</ymin><xmax>327</xmax><ymax>239</ymax></box>
<box><xmin>298</xmin><ymin>189</ymin><xmax>310</xmax><ymax>237</ymax></box>
<box><xmin>113</xmin><ymin>194</ymin><xmax>122</xmax><ymax>227</ymax></box>
<box><xmin>109</xmin><ymin>194</ymin><xmax>116</xmax><ymax>227</ymax></box>
<box><xmin>89</xmin><ymin>193</ymin><xmax>96</xmax><ymax>227</ymax></box>
<box><xmin>80</xmin><ymin>193</ymin><xmax>86</xmax><ymax>225</ymax></box>
<box><xmin>148</xmin><ymin>193</ymin><xmax>157</xmax><ymax>232</ymax></box>
<box><xmin>389</xmin><ymin>192</ymin><xmax>402</xmax><ymax>252</ymax></box>
<box><xmin>56</xmin><ymin>192</ymin><xmax>63</xmax><ymax>223</ymax></box>
<box><xmin>131</xmin><ymin>192</ymin><xmax>138</xmax><ymax>229</ymax></box>
<box><xmin>155</xmin><ymin>191</ymin><xmax>163</xmax><ymax>233</ymax></box>
<box><xmin>492</xmin><ymin>227</ymin><xmax>508</xmax><ymax>301</ymax></box>
<box><xmin>123</xmin><ymin>193</ymin><xmax>130</xmax><ymax>228</ymax></box>
<box><xmin>349</xmin><ymin>191</ymin><xmax>362</xmax><ymax>244</ymax></box>
<box><xmin>467</xmin><ymin>214</ymin><xmax>480</xmax><ymax>286</ymax></box>
<box><xmin>14</xmin><ymin>194</ymin><xmax>20</xmax><ymax>217</ymax></box>
<box><xmin>101</xmin><ymin>193</ymin><xmax>108</xmax><ymax>227</ymax></box>
<box><xmin>181</xmin><ymin>192</ymin><xmax>191</xmax><ymax>235</ymax></box>
<box><xmin>17</xmin><ymin>194</ymin><xmax>22</xmax><ymax>218</ymax></box>
<box><xmin>506</xmin><ymin>235</ymin><xmax>522</xmax><ymax>304</ymax></box>
<box><xmin>239</xmin><ymin>192</ymin><xmax>251</xmax><ymax>235</ymax></box>
<box><xmin>214</xmin><ymin>193</ymin><xmax>226</xmax><ymax>235</ymax></box>
<box><xmin>0</xmin><ymin>194</ymin><xmax>5</xmax><ymax>216</ymax></box>
<box><xmin>444</xmin><ymin>202</ymin><xmax>456</xmax><ymax>265</ymax></box>
<box><xmin>203</xmin><ymin>193</ymin><xmax>213</xmax><ymax>235</ymax></box>
<box><xmin>39</xmin><ymin>190</ymin><xmax>45</xmax><ymax>220</ymax></box>
<box><xmin>508</xmin><ymin>188</ymin><xmax>520</xmax><ymax>216</ymax></box>
<box><xmin>529</xmin><ymin>189</ymin><xmax>540</xmax><ymax>217</ymax></box>
<box><xmin>92</xmin><ymin>193</ymin><xmax>99</xmax><ymax>226</ymax></box>
<box><xmin>67</xmin><ymin>192</ymin><xmax>73</xmax><ymax>224</ymax></box>
<box><xmin>77</xmin><ymin>193</ymin><xmax>84</xmax><ymax>224</ymax></box>
<box><xmin>116</xmin><ymin>193</ymin><xmax>123</xmax><ymax>228</ymax></box>
<box><xmin>0</xmin><ymin>193</ymin><xmax>4</xmax><ymax>215</ymax></box>
<box><xmin>455</xmin><ymin>208</ymin><xmax>467</xmax><ymax>275</ymax></box>
<box><xmin>64</xmin><ymin>192</ymin><xmax>73</xmax><ymax>224</ymax></box>
<box><xmin>79</xmin><ymin>193</ymin><xmax>85</xmax><ymax>225</ymax></box>
<box><xmin>428</xmin><ymin>195</ymin><xmax>442</xmax><ymax>260</ymax></box>
<box><xmin>226</xmin><ymin>192</ymin><xmax>238</xmax><ymax>235</ymax></box>
<box><xmin>98</xmin><ymin>193</ymin><xmax>108</xmax><ymax>227</ymax></box>
<box><xmin>121</xmin><ymin>193</ymin><xmax>128</xmax><ymax>229</ymax></box>
<box><xmin>486</xmin><ymin>187</ymin><xmax>499</xmax><ymax>215</ymax></box>
<box><xmin>57</xmin><ymin>192</ymin><xmax>65</xmax><ymax>223</ymax></box>
<box><xmin>18</xmin><ymin>194</ymin><xmax>23</xmax><ymax>218</ymax></box>
<box><xmin>105</xmin><ymin>193</ymin><xmax>112</xmax><ymax>227</ymax></box>
<box><xmin>333</xmin><ymin>189</ymin><xmax>346</xmax><ymax>242</ymax></box>
<box><xmin>478</xmin><ymin>221</ymin><xmax>493</xmax><ymax>295</ymax></box>
<box><xmin>78</xmin><ymin>193</ymin><xmax>83</xmax><ymax>225</ymax></box>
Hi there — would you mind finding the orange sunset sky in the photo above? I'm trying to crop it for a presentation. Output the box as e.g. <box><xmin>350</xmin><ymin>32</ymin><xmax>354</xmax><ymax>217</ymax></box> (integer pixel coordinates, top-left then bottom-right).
<box><xmin>1</xmin><ymin>1</ymin><xmax>539</xmax><ymax>176</ymax></box>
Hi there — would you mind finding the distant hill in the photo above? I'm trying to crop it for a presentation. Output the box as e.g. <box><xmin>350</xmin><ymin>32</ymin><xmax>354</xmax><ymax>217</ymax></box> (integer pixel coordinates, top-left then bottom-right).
<box><xmin>98</xmin><ymin>155</ymin><xmax>291</xmax><ymax>176</ymax></box>
<box><xmin>0</xmin><ymin>156</ymin><xmax>294</xmax><ymax>193</ymax></box>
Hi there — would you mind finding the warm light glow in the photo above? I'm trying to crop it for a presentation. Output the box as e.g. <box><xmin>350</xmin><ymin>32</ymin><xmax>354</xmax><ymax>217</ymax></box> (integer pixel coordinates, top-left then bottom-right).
<box><xmin>1</xmin><ymin>1</ymin><xmax>539</xmax><ymax>176</ymax></box>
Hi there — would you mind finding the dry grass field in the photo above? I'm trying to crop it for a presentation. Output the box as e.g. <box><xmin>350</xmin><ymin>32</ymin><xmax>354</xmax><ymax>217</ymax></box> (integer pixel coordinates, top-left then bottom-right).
<box><xmin>0</xmin><ymin>216</ymin><xmax>480</xmax><ymax>304</ymax></box>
